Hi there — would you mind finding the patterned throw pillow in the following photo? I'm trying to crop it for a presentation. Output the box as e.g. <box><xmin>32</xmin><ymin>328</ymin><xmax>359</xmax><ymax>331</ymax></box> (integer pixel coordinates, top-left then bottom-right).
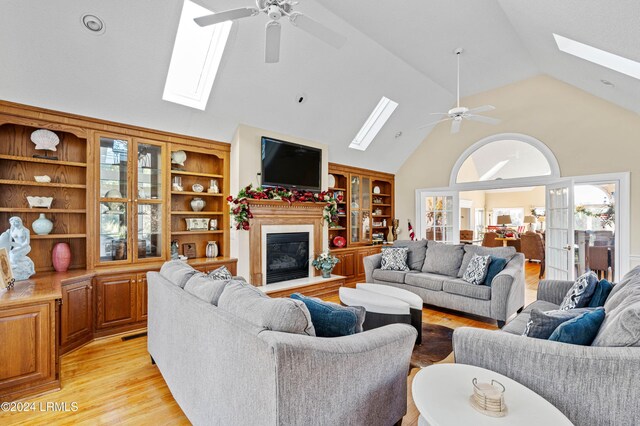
<box><xmin>380</xmin><ymin>247</ymin><xmax>410</xmax><ymax>271</ymax></box>
<box><xmin>207</xmin><ymin>265</ymin><xmax>233</xmax><ymax>280</ymax></box>
<box><xmin>559</xmin><ymin>271</ymin><xmax>599</xmax><ymax>310</ymax></box>
<box><xmin>462</xmin><ymin>254</ymin><xmax>492</xmax><ymax>285</ymax></box>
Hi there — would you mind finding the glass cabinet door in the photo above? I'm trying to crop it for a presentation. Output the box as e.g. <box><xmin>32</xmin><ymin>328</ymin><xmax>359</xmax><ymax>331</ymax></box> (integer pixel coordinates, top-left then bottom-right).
<box><xmin>135</xmin><ymin>142</ymin><xmax>164</xmax><ymax>260</ymax></box>
<box><xmin>99</xmin><ymin>137</ymin><xmax>130</xmax><ymax>262</ymax></box>
<box><xmin>362</xmin><ymin>177</ymin><xmax>371</xmax><ymax>242</ymax></box>
<box><xmin>350</xmin><ymin>176</ymin><xmax>361</xmax><ymax>243</ymax></box>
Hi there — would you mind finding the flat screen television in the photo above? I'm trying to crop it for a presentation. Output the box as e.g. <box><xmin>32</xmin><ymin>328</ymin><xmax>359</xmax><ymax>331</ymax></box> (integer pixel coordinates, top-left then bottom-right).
<box><xmin>261</xmin><ymin>137</ymin><xmax>322</xmax><ymax>191</ymax></box>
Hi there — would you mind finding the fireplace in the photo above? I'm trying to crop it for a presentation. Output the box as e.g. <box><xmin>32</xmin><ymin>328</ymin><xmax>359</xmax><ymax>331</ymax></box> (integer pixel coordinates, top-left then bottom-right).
<box><xmin>265</xmin><ymin>232</ymin><xmax>310</xmax><ymax>284</ymax></box>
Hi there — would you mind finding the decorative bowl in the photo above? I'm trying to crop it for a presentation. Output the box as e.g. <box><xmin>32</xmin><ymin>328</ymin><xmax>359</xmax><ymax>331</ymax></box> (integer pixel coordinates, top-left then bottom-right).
<box><xmin>26</xmin><ymin>196</ymin><xmax>53</xmax><ymax>209</ymax></box>
<box><xmin>34</xmin><ymin>175</ymin><xmax>52</xmax><ymax>183</ymax></box>
<box><xmin>192</xmin><ymin>183</ymin><xmax>204</xmax><ymax>193</ymax></box>
<box><xmin>185</xmin><ymin>218</ymin><xmax>209</xmax><ymax>231</ymax></box>
<box><xmin>332</xmin><ymin>236</ymin><xmax>346</xmax><ymax>248</ymax></box>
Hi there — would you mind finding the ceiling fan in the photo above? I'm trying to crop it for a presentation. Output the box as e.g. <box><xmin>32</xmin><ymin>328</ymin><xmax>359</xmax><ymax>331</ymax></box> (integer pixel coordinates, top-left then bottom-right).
<box><xmin>194</xmin><ymin>0</ymin><xmax>347</xmax><ymax>63</ymax></box>
<box><xmin>419</xmin><ymin>48</ymin><xmax>500</xmax><ymax>134</ymax></box>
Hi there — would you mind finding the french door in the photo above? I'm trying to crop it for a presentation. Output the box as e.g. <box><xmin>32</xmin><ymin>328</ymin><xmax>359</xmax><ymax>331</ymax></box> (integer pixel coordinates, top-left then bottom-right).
<box><xmin>418</xmin><ymin>191</ymin><xmax>459</xmax><ymax>243</ymax></box>
<box><xmin>545</xmin><ymin>180</ymin><xmax>575</xmax><ymax>280</ymax></box>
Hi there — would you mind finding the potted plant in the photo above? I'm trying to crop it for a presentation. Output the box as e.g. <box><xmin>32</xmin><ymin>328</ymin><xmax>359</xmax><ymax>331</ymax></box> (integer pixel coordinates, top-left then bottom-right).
<box><xmin>312</xmin><ymin>251</ymin><xmax>340</xmax><ymax>278</ymax></box>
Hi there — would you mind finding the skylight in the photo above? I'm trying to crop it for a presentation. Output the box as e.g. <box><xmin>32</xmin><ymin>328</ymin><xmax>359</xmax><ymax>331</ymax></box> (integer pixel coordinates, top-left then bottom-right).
<box><xmin>553</xmin><ymin>33</ymin><xmax>640</xmax><ymax>80</ymax></box>
<box><xmin>162</xmin><ymin>0</ymin><xmax>232</xmax><ymax>110</ymax></box>
<box><xmin>349</xmin><ymin>97</ymin><xmax>398</xmax><ymax>151</ymax></box>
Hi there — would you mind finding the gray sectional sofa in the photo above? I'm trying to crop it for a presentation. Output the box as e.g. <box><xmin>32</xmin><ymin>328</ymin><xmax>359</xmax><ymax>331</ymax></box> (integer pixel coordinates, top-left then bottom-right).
<box><xmin>147</xmin><ymin>261</ymin><xmax>417</xmax><ymax>426</ymax></box>
<box><xmin>364</xmin><ymin>240</ymin><xmax>525</xmax><ymax>326</ymax></box>
<box><xmin>454</xmin><ymin>267</ymin><xmax>640</xmax><ymax>426</ymax></box>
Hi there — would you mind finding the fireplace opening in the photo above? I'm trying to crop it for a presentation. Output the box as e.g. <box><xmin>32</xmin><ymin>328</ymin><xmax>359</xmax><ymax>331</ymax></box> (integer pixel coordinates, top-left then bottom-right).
<box><xmin>266</xmin><ymin>232</ymin><xmax>310</xmax><ymax>284</ymax></box>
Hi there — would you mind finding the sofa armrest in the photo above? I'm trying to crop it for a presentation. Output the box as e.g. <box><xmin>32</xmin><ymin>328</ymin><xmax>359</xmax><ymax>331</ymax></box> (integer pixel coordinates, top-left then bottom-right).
<box><xmin>259</xmin><ymin>323</ymin><xmax>416</xmax><ymax>426</ymax></box>
<box><xmin>490</xmin><ymin>253</ymin><xmax>525</xmax><ymax>322</ymax></box>
<box><xmin>537</xmin><ymin>279</ymin><xmax>574</xmax><ymax>305</ymax></box>
<box><xmin>453</xmin><ymin>327</ymin><xmax>639</xmax><ymax>426</ymax></box>
<box><xmin>364</xmin><ymin>253</ymin><xmax>382</xmax><ymax>283</ymax></box>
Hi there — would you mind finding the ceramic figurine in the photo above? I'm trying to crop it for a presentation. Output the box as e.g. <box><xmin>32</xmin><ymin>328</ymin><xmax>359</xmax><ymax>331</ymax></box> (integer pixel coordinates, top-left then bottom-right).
<box><xmin>171</xmin><ymin>150</ymin><xmax>187</xmax><ymax>167</ymax></box>
<box><xmin>0</xmin><ymin>217</ymin><xmax>35</xmax><ymax>280</ymax></box>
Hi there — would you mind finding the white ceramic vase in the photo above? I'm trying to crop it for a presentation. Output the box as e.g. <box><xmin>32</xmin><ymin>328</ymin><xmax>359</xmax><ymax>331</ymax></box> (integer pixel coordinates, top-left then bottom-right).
<box><xmin>32</xmin><ymin>213</ymin><xmax>53</xmax><ymax>235</ymax></box>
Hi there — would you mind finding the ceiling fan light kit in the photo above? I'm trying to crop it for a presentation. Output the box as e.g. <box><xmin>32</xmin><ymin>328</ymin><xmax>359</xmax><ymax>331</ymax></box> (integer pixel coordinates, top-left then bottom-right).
<box><xmin>195</xmin><ymin>0</ymin><xmax>346</xmax><ymax>63</ymax></box>
<box><xmin>419</xmin><ymin>47</ymin><xmax>501</xmax><ymax>133</ymax></box>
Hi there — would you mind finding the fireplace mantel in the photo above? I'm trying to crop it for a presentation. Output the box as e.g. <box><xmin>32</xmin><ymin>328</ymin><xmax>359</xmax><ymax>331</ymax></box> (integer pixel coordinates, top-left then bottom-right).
<box><xmin>247</xmin><ymin>199</ymin><xmax>325</xmax><ymax>285</ymax></box>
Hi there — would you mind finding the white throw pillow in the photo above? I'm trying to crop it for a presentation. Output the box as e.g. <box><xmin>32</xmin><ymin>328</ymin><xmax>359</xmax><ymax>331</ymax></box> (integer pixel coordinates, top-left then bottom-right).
<box><xmin>462</xmin><ymin>254</ymin><xmax>491</xmax><ymax>285</ymax></box>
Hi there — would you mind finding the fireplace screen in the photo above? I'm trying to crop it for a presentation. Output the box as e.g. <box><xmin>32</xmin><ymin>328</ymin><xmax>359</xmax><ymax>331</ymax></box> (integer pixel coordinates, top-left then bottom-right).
<box><xmin>266</xmin><ymin>232</ymin><xmax>310</xmax><ymax>284</ymax></box>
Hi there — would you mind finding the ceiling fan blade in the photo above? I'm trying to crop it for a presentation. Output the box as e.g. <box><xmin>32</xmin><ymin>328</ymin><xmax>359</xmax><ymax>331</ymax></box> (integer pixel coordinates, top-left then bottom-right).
<box><xmin>451</xmin><ymin>119</ymin><xmax>462</xmax><ymax>134</ymax></box>
<box><xmin>466</xmin><ymin>114</ymin><xmax>501</xmax><ymax>125</ymax></box>
<box><xmin>418</xmin><ymin>118</ymin><xmax>451</xmax><ymax>129</ymax></box>
<box><xmin>265</xmin><ymin>21</ymin><xmax>281</xmax><ymax>63</ymax></box>
<box><xmin>194</xmin><ymin>7</ymin><xmax>259</xmax><ymax>27</ymax></box>
<box><xmin>429</xmin><ymin>112</ymin><xmax>449</xmax><ymax>116</ymax></box>
<box><xmin>289</xmin><ymin>12</ymin><xmax>346</xmax><ymax>49</ymax></box>
<box><xmin>467</xmin><ymin>105</ymin><xmax>495</xmax><ymax>114</ymax></box>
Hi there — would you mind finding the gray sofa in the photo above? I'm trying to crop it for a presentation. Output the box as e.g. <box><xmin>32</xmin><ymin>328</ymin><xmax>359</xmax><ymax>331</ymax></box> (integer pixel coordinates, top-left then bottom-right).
<box><xmin>364</xmin><ymin>240</ymin><xmax>525</xmax><ymax>326</ymax></box>
<box><xmin>147</xmin><ymin>262</ymin><xmax>417</xmax><ymax>426</ymax></box>
<box><xmin>454</xmin><ymin>267</ymin><xmax>640</xmax><ymax>426</ymax></box>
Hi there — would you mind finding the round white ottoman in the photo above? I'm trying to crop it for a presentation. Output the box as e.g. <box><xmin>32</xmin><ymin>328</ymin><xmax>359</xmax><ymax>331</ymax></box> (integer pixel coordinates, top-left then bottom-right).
<box><xmin>339</xmin><ymin>287</ymin><xmax>412</xmax><ymax>332</ymax></box>
<box><xmin>356</xmin><ymin>283</ymin><xmax>424</xmax><ymax>344</ymax></box>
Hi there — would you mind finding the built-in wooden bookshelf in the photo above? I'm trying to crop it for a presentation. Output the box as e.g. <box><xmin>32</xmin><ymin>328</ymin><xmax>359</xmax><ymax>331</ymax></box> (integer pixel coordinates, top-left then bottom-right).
<box><xmin>0</xmin><ymin>121</ymin><xmax>88</xmax><ymax>272</ymax></box>
<box><xmin>169</xmin><ymin>145</ymin><xmax>230</xmax><ymax>260</ymax></box>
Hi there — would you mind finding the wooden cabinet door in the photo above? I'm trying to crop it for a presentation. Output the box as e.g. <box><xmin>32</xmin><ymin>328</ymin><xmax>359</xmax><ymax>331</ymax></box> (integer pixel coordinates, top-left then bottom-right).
<box><xmin>136</xmin><ymin>273</ymin><xmax>148</xmax><ymax>322</ymax></box>
<box><xmin>60</xmin><ymin>279</ymin><xmax>93</xmax><ymax>353</ymax></box>
<box><xmin>356</xmin><ymin>250</ymin><xmax>367</xmax><ymax>278</ymax></box>
<box><xmin>94</xmin><ymin>274</ymin><xmax>137</xmax><ymax>330</ymax></box>
<box><xmin>0</xmin><ymin>302</ymin><xmax>54</xmax><ymax>393</ymax></box>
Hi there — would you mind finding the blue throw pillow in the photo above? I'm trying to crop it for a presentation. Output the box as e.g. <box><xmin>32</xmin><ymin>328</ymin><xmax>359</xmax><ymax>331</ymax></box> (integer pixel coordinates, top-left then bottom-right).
<box><xmin>290</xmin><ymin>293</ymin><xmax>365</xmax><ymax>337</ymax></box>
<box><xmin>588</xmin><ymin>280</ymin><xmax>614</xmax><ymax>307</ymax></box>
<box><xmin>524</xmin><ymin>308</ymin><xmax>594</xmax><ymax>339</ymax></box>
<box><xmin>483</xmin><ymin>256</ymin><xmax>508</xmax><ymax>286</ymax></box>
<box><xmin>548</xmin><ymin>307</ymin><xmax>606</xmax><ymax>345</ymax></box>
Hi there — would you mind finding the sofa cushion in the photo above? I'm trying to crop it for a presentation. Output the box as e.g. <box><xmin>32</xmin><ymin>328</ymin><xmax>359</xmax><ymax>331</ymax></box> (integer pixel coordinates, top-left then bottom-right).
<box><xmin>483</xmin><ymin>256</ymin><xmax>508</xmax><ymax>286</ymax></box>
<box><xmin>183</xmin><ymin>272</ymin><xmax>228</xmax><ymax>305</ymax></box>
<box><xmin>392</xmin><ymin>240</ymin><xmax>428</xmax><ymax>271</ymax></box>
<box><xmin>604</xmin><ymin>275</ymin><xmax>640</xmax><ymax>312</ymax></box>
<box><xmin>559</xmin><ymin>271</ymin><xmax>598</xmax><ymax>310</ymax></box>
<box><xmin>501</xmin><ymin>311</ymin><xmax>531</xmax><ymax>335</ymax></box>
<box><xmin>522</xmin><ymin>300</ymin><xmax>560</xmax><ymax>314</ymax></box>
<box><xmin>588</xmin><ymin>279</ymin><xmax>614</xmax><ymax>308</ymax></box>
<box><xmin>462</xmin><ymin>254</ymin><xmax>491</xmax><ymax>285</ymax></box>
<box><xmin>442</xmin><ymin>278</ymin><xmax>491</xmax><ymax>300</ymax></box>
<box><xmin>606</xmin><ymin>265</ymin><xmax>640</xmax><ymax>303</ymax></box>
<box><xmin>592</xmin><ymin>288</ymin><xmax>640</xmax><ymax>347</ymax></box>
<box><xmin>524</xmin><ymin>308</ymin><xmax>595</xmax><ymax>339</ymax></box>
<box><xmin>404</xmin><ymin>272</ymin><xmax>445</xmax><ymax>292</ymax></box>
<box><xmin>207</xmin><ymin>265</ymin><xmax>233</xmax><ymax>280</ymax></box>
<box><xmin>159</xmin><ymin>260</ymin><xmax>198</xmax><ymax>288</ymax></box>
<box><xmin>457</xmin><ymin>245</ymin><xmax>516</xmax><ymax>278</ymax></box>
<box><xmin>291</xmin><ymin>293</ymin><xmax>365</xmax><ymax>337</ymax></box>
<box><xmin>372</xmin><ymin>269</ymin><xmax>408</xmax><ymax>284</ymax></box>
<box><xmin>422</xmin><ymin>241</ymin><xmax>464</xmax><ymax>277</ymax></box>
<box><xmin>218</xmin><ymin>281</ymin><xmax>315</xmax><ymax>336</ymax></box>
<box><xmin>549</xmin><ymin>308</ymin><xmax>606</xmax><ymax>345</ymax></box>
<box><xmin>380</xmin><ymin>247</ymin><xmax>410</xmax><ymax>271</ymax></box>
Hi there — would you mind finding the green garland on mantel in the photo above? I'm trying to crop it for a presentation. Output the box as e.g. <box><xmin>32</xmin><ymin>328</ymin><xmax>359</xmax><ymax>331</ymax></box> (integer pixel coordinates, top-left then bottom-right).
<box><xmin>227</xmin><ymin>185</ymin><xmax>339</xmax><ymax>230</ymax></box>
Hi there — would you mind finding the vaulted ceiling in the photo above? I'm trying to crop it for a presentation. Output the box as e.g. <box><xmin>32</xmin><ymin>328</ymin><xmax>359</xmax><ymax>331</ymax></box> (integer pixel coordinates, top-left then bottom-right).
<box><xmin>1</xmin><ymin>0</ymin><xmax>638</xmax><ymax>173</ymax></box>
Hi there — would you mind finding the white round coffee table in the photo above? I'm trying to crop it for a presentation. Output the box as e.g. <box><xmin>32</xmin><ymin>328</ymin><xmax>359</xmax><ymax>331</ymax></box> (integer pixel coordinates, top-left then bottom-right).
<box><xmin>412</xmin><ymin>364</ymin><xmax>573</xmax><ymax>426</ymax></box>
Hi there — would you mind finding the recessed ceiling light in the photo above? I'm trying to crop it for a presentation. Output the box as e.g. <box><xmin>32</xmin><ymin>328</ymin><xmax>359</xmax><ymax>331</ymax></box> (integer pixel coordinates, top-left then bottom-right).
<box><xmin>553</xmin><ymin>33</ymin><xmax>640</xmax><ymax>80</ymax></box>
<box><xmin>349</xmin><ymin>96</ymin><xmax>398</xmax><ymax>151</ymax></box>
<box><xmin>81</xmin><ymin>14</ymin><xmax>105</xmax><ymax>35</ymax></box>
<box><xmin>600</xmin><ymin>79</ymin><xmax>615</xmax><ymax>87</ymax></box>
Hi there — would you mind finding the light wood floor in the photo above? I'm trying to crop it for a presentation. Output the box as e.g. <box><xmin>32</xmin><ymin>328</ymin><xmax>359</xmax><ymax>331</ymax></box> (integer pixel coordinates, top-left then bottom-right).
<box><xmin>1</xmin><ymin>262</ymin><xmax>543</xmax><ymax>426</ymax></box>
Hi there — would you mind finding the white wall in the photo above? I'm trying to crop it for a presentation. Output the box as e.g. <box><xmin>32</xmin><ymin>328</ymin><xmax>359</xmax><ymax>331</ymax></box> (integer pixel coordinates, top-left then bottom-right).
<box><xmin>230</xmin><ymin>124</ymin><xmax>329</xmax><ymax>280</ymax></box>
<box><xmin>396</xmin><ymin>75</ymin><xmax>640</xmax><ymax>270</ymax></box>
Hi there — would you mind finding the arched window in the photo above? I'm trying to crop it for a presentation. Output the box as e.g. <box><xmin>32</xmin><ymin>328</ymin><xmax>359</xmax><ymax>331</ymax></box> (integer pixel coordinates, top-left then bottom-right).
<box><xmin>451</xmin><ymin>134</ymin><xmax>560</xmax><ymax>186</ymax></box>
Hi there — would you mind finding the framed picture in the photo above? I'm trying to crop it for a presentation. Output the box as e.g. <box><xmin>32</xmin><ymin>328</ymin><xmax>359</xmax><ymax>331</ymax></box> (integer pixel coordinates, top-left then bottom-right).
<box><xmin>0</xmin><ymin>248</ymin><xmax>15</xmax><ymax>290</ymax></box>
<box><xmin>182</xmin><ymin>243</ymin><xmax>196</xmax><ymax>259</ymax></box>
